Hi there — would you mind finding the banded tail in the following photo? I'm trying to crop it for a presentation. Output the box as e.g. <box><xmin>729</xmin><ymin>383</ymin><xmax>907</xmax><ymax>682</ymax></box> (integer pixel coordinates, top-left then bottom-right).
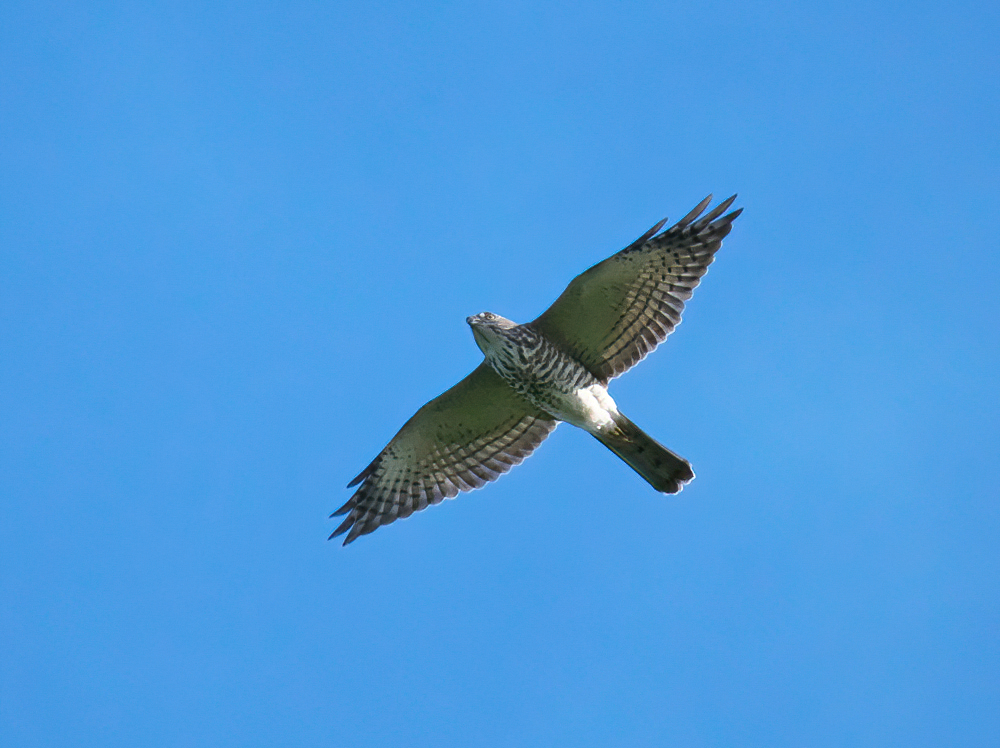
<box><xmin>592</xmin><ymin>412</ymin><xmax>694</xmax><ymax>493</ymax></box>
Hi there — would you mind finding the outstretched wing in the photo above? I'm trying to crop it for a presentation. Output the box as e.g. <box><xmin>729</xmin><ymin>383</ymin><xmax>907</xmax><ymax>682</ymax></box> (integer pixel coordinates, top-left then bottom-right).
<box><xmin>332</xmin><ymin>363</ymin><xmax>558</xmax><ymax>544</ymax></box>
<box><xmin>530</xmin><ymin>195</ymin><xmax>742</xmax><ymax>382</ymax></box>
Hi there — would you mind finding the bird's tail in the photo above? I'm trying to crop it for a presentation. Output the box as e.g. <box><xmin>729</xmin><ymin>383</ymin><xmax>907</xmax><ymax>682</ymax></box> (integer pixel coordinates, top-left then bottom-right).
<box><xmin>592</xmin><ymin>412</ymin><xmax>694</xmax><ymax>494</ymax></box>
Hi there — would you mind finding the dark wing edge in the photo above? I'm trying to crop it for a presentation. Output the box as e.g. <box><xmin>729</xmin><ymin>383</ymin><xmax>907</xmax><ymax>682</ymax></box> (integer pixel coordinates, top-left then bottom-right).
<box><xmin>530</xmin><ymin>195</ymin><xmax>742</xmax><ymax>381</ymax></box>
<box><xmin>331</xmin><ymin>363</ymin><xmax>558</xmax><ymax>545</ymax></box>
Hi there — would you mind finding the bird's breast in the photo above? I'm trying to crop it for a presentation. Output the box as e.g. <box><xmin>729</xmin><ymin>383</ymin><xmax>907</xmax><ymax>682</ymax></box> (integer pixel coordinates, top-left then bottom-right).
<box><xmin>486</xmin><ymin>334</ymin><xmax>614</xmax><ymax>431</ymax></box>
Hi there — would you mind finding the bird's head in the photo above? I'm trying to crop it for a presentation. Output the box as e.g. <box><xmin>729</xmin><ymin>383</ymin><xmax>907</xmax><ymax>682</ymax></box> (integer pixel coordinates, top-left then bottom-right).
<box><xmin>467</xmin><ymin>312</ymin><xmax>517</xmax><ymax>354</ymax></box>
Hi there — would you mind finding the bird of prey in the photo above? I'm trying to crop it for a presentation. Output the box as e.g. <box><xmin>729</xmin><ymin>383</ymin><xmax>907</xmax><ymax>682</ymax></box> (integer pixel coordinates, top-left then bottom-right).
<box><xmin>332</xmin><ymin>195</ymin><xmax>742</xmax><ymax>544</ymax></box>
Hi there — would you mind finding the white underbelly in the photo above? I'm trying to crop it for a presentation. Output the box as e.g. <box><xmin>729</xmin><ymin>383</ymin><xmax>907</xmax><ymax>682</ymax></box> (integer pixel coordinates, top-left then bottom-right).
<box><xmin>549</xmin><ymin>383</ymin><xmax>619</xmax><ymax>432</ymax></box>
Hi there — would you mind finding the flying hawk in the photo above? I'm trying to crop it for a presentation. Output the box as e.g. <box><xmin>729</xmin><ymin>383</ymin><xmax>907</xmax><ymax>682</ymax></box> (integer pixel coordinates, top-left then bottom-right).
<box><xmin>332</xmin><ymin>195</ymin><xmax>742</xmax><ymax>544</ymax></box>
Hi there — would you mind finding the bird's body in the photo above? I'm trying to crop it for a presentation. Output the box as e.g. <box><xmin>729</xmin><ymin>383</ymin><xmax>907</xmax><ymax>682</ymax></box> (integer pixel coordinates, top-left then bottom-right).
<box><xmin>468</xmin><ymin>314</ymin><xmax>607</xmax><ymax>430</ymax></box>
<box><xmin>332</xmin><ymin>195</ymin><xmax>742</xmax><ymax>544</ymax></box>
<box><xmin>467</xmin><ymin>311</ymin><xmax>693</xmax><ymax>493</ymax></box>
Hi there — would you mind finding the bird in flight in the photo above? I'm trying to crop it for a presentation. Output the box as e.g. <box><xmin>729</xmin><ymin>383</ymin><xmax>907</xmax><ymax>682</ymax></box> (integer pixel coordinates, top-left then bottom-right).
<box><xmin>331</xmin><ymin>195</ymin><xmax>742</xmax><ymax>544</ymax></box>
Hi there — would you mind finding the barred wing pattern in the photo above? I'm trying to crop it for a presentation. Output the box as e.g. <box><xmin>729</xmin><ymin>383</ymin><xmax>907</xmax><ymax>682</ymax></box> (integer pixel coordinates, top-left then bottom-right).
<box><xmin>530</xmin><ymin>195</ymin><xmax>742</xmax><ymax>382</ymax></box>
<box><xmin>332</xmin><ymin>363</ymin><xmax>558</xmax><ymax>545</ymax></box>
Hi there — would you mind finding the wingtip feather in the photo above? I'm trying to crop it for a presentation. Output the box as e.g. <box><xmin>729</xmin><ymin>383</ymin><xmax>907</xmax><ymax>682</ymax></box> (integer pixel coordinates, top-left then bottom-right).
<box><xmin>344</xmin><ymin>520</ymin><xmax>377</xmax><ymax>545</ymax></box>
<box><xmin>697</xmin><ymin>195</ymin><xmax>738</xmax><ymax>225</ymax></box>
<box><xmin>625</xmin><ymin>217</ymin><xmax>669</xmax><ymax>252</ymax></box>
<box><xmin>347</xmin><ymin>455</ymin><xmax>381</xmax><ymax>488</ymax></box>
<box><xmin>678</xmin><ymin>195</ymin><xmax>713</xmax><ymax>226</ymax></box>
<box><xmin>329</xmin><ymin>513</ymin><xmax>355</xmax><ymax>539</ymax></box>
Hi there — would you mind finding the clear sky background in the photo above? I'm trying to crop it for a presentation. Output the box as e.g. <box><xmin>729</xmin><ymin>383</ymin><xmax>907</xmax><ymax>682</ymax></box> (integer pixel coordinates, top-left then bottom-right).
<box><xmin>2</xmin><ymin>1</ymin><xmax>998</xmax><ymax>746</ymax></box>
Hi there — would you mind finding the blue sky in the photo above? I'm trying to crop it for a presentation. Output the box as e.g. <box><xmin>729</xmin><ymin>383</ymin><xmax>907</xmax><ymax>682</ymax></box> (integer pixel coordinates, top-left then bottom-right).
<box><xmin>2</xmin><ymin>1</ymin><xmax>998</xmax><ymax>746</ymax></box>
